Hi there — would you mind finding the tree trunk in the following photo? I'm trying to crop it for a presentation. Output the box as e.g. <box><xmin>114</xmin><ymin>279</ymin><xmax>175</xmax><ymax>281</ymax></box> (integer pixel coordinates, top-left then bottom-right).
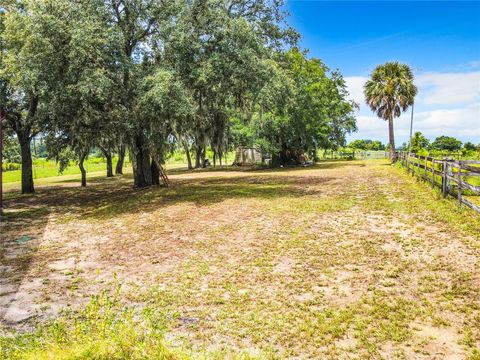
<box><xmin>194</xmin><ymin>134</ymin><xmax>207</xmax><ymax>168</ymax></box>
<box><xmin>194</xmin><ymin>141</ymin><xmax>204</xmax><ymax>168</ymax></box>
<box><xmin>279</xmin><ymin>144</ymin><xmax>288</xmax><ymax>166</ymax></box>
<box><xmin>195</xmin><ymin>153</ymin><xmax>200</xmax><ymax>168</ymax></box>
<box><xmin>271</xmin><ymin>153</ymin><xmax>280</xmax><ymax>167</ymax></box>
<box><xmin>18</xmin><ymin>134</ymin><xmax>34</xmax><ymax>194</ymax></box>
<box><xmin>201</xmin><ymin>145</ymin><xmax>206</xmax><ymax>168</ymax></box>
<box><xmin>312</xmin><ymin>145</ymin><xmax>319</xmax><ymax>162</ymax></box>
<box><xmin>182</xmin><ymin>138</ymin><xmax>193</xmax><ymax>170</ymax></box>
<box><xmin>115</xmin><ymin>144</ymin><xmax>126</xmax><ymax>175</ymax></box>
<box><xmin>388</xmin><ymin>114</ymin><xmax>396</xmax><ymax>163</ymax></box>
<box><xmin>100</xmin><ymin>148</ymin><xmax>114</xmax><ymax>177</ymax></box>
<box><xmin>106</xmin><ymin>154</ymin><xmax>113</xmax><ymax>177</ymax></box>
<box><xmin>79</xmin><ymin>152</ymin><xmax>87</xmax><ymax>187</ymax></box>
<box><xmin>151</xmin><ymin>159</ymin><xmax>160</xmax><ymax>186</ymax></box>
<box><xmin>132</xmin><ymin>133</ymin><xmax>152</xmax><ymax>188</ymax></box>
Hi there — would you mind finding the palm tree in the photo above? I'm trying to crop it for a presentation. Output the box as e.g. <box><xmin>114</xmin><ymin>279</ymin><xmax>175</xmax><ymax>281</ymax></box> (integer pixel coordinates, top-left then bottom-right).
<box><xmin>364</xmin><ymin>62</ymin><xmax>417</xmax><ymax>162</ymax></box>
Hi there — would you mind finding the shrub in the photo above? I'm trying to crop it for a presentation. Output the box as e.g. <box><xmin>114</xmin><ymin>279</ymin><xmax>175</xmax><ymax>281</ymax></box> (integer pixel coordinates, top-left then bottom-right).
<box><xmin>2</xmin><ymin>163</ymin><xmax>21</xmax><ymax>171</ymax></box>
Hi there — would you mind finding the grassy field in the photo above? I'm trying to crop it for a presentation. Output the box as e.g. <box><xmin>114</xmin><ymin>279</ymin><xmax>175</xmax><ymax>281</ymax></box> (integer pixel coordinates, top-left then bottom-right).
<box><xmin>2</xmin><ymin>158</ymin><xmax>124</xmax><ymax>184</ymax></box>
<box><xmin>1</xmin><ymin>160</ymin><xmax>480</xmax><ymax>359</ymax></box>
<box><xmin>2</xmin><ymin>150</ymin><xmax>474</xmax><ymax>185</ymax></box>
<box><xmin>2</xmin><ymin>150</ymin><xmax>237</xmax><ymax>184</ymax></box>
<box><xmin>0</xmin><ymin>157</ymin><xmax>113</xmax><ymax>184</ymax></box>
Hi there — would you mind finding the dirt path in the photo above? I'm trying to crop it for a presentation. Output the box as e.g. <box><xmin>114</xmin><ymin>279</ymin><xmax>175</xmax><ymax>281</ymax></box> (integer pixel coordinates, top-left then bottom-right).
<box><xmin>1</xmin><ymin>160</ymin><xmax>479</xmax><ymax>358</ymax></box>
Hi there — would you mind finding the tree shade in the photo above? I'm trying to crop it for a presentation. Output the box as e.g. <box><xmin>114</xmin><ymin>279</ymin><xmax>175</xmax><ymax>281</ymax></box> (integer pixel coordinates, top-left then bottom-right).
<box><xmin>1</xmin><ymin>0</ymin><xmax>358</xmax><ymax>190</ymax></box>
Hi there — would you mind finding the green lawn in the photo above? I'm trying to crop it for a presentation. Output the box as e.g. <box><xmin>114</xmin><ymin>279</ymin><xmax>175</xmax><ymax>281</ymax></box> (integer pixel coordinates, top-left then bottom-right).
<box><xmin>2</xmin><ymin>158</ymin><xmax>120</xmax><ymax>183</ymax></box>
<box><xmin>2</xmin><ymin>150</ymin><xmax>238</xmax><ymax>184</ymax></box>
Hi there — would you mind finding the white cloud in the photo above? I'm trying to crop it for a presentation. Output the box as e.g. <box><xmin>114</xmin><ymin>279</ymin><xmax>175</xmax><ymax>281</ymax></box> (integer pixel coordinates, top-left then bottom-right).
<box><xmin>349</xmin><ymin>103</ymin><xmax>480</xmax><ymax>144</ymax></box>
<box><xmin>416</xmin><ymin>71</ymin><xmax>480</xmax><ymax>106</ymax></box>
<box><xmin>344</xmin><ymin>70</ymin><xmax>480</xmax><ymax>144</ymax></box>
<box><xmin>345</xmin><ymin>71</ymin><xmax>480</xmax><ymax>108</ymax></box>
<box><xmin>345</xmin><ymin>76</ymin><xmax>368</xmax><ymax>106</ymax></box>
<box><xmin>410</xmin><ymin>103</ymin><xmax>480</xmax><ymax>137</ymax></box>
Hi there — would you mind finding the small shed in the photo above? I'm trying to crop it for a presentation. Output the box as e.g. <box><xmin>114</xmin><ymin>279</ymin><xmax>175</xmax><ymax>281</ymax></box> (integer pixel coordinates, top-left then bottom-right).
<box><xmin>234</xmin><ymin>147</ymin><xmax>263</xmax><ymax>165</ymax></box>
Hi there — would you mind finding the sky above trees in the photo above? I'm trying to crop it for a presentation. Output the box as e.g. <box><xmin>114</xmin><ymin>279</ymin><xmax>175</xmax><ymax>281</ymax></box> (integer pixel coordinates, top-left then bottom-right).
<box><xmin>286</xmin><ymin>0</ymin><xmax>480</xmax><ymax>144</ymax></box>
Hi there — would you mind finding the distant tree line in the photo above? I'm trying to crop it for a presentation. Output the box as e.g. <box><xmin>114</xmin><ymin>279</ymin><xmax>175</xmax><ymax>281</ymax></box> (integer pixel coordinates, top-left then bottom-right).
<box><xmin>345</xmin><ymin>135</ymin><xmax>479</xmax><ymax>159</ymax></box>
<box><xmin>403</xmin><ymin>132</ymin><xmax>479</xmax><ymax>157</ymax></box>
<box><xmin>0</xmin><ymin>0</ymin><xmax>358</xmax><ymax>193</ymax></box>
<box><xmin>347</xmin><ymin>139</ymin><xmax>386</xmax><ymax>151</ymax></box>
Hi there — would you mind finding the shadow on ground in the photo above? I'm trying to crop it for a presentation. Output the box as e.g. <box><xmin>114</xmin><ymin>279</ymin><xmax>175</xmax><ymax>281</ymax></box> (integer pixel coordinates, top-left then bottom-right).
<box><xmin>167</xmin><ymin>160</ymin><xmax>367</xmax><ymax>175</ymax></box>
<box><xmin>0</xmin><ymin>196</ymin><xmax>51</xmax><ymax>327</ymax></box>
<box><xmin>3</xmin><ymin>161</ymin><xmax>359</xmax><ymax>221</ymax></box>
<box><xmin>0</xmin><ymin>160</ymin><xmax>364</xmax><ymax>327</ymax></box>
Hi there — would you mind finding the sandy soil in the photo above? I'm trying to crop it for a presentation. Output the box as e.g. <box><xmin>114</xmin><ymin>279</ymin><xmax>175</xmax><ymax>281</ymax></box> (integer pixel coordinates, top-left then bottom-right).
<box><xmin>1</xmin><ymin>160</ymin><xmax>479</xmax><ymax>358</ymax></box>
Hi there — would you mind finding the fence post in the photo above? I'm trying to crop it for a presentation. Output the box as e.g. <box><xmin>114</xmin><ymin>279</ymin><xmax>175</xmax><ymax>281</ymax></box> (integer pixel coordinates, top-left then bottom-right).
<box><xmin>442</xmin><ymin>161</ymin><xmax>447</xmax><ymax>198</ymax></box>
<box><xmin>431</xmin><ymin>159</ymin><xmax>435</xmax><ymax>187</ymax></box>
<box><xmin>447</xmin><ymin>162</ymin><xmax>453</xmax><ymax>195</ymax></box>
<box><xmin>457</xmin><ymin>162</ymin><xmax>462</xmax><ymax>207</ymax></box>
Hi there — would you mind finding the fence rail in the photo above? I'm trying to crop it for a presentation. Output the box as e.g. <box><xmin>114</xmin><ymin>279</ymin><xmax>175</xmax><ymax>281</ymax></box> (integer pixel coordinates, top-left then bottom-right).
<box><xmin>397</xmin><ymin>151</ymin><xmax>480</xmax><ymax>214</ymax></box>
<box><xmin>319</xmin><ymin>150</ymin><xmax>388</xmax><ymax>160</ymax></box>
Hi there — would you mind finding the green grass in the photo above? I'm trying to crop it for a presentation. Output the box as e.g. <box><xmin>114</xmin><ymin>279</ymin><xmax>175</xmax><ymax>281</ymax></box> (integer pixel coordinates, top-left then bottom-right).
<box><xmin>2</xmin><ymin>158</ymin><xmax>123</xmax><ymax>184</ymax></box>
<box><xmin>165</xmin><ymin>149</ymin><xmax>237</xmax><ymax>166</ymax></box>
<box><xmin>0</xmin><ymin>286</ymin><xmax>188</xmax><ymax>360</ymax></box>
<box><xmin>2</xmin><ymin>150</ymin><xmax>237</xmax><ymax>184</ymax></box>
<box><xmin>0</xmin><ymin>285</ymin><xmax>274</xmax><ymax>359</ymax></box>
<box><xmin>404</xmin><ymin>158</ymin><xmax>480</xmax><ymax>187</ymax></box>
<box><xmin>1</xmin><ymin>160</ymin><xmax>480</xmax><ymax>359</ymax></box>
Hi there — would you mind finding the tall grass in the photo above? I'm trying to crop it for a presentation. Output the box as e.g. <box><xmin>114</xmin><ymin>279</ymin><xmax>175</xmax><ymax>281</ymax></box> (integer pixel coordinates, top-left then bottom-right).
<box><xmin>0</xmin><ymin>286</ymin><xmax>188</xmax><ymax>360</ymax></box>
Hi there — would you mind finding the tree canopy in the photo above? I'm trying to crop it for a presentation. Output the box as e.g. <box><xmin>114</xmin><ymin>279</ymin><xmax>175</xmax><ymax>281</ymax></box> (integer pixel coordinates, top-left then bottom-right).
<box><xmin>430</xmin><ymin>136</ymin><xmax>462</xmax><ymax>152</ymax></box>
<box><xmin>232</xmin><ymin>49</ymin><xmax>357</xmax><ymax>165</ymax></box>
<box><xmin>409</xmin><ymin>131</ymin><xmax>430</xmax><ymax>153</ymax></box>
<box><xmin>1</xmin><ymin>0</ymin><xmax>358</xmax><ymax>191</ymax></box>
<box><xmin>463</xmin><ymin>142</ymin><xmax>477</xmax><ymax>151</ymax></box>
<box><xmin>348</xmin><ymin>139</ymin><xmax>385</xmax><ymax>151</ymax></box>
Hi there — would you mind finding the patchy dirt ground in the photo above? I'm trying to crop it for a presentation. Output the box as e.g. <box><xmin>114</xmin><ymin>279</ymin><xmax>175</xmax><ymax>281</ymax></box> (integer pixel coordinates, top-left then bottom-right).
<box><xmin>1</xmin><ymin>160</ymin><xmax>479</xmax><ymax>359</ymax></box>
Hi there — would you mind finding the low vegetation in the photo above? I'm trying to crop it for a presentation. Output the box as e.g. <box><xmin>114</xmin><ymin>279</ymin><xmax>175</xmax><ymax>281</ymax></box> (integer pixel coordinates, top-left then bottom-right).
<box><xmin>1</xmin><ymin>0</ymin><xmax>357</xmax><ymax>193</ymax></box>
<box><xmin>1</xmin><ymin>150</ymin><xmax>237</xmax><ymax>185</ymax></box>
<box><xmin>0</xmin><ymin>287</ymin><xmax>189</xmax><ymax>360</ymax></box>
<box><xmin>1</xmin><ymin>160</ymin><xmax>479</xmax><ymax>359</ymax></box>
<box><xmin>1</xmin><ymin>1</ymin><xmax>478</xmax><ymax>359</ymax></box>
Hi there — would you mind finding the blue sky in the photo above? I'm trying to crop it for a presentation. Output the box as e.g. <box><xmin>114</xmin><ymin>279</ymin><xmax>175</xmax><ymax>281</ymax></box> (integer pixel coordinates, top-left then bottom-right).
<box><xmin>285</xmin><ymin>1</ymin><xmax>480</xmax><ymax>145</ymax></box>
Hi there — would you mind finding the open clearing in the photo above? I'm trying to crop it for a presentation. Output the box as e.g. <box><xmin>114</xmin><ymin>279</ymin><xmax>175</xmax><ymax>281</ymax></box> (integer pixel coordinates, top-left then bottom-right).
<box><xmin>1</xmin><ymin>160</ymin><xmax>479</xmax><ymax>359</ymax></box>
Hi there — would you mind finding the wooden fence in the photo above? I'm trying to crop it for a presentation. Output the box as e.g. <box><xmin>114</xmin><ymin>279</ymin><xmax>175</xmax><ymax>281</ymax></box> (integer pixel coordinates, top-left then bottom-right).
<box><xmin>320</xmin><ymin>150</ymin><xmax>388</xmax><ymax>160</ymax></box>
<box><xmin>397</xmin><ymin>152</ymin><xmax>480</xmax><ymax>214</ymax></box>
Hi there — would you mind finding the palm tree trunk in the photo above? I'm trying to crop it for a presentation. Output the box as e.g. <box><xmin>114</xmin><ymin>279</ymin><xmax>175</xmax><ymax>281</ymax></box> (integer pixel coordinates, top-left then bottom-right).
<box><xmin>388</xmin><ymin>114</ymin><xmax>396</xmax><ymax>163</ymax></box>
